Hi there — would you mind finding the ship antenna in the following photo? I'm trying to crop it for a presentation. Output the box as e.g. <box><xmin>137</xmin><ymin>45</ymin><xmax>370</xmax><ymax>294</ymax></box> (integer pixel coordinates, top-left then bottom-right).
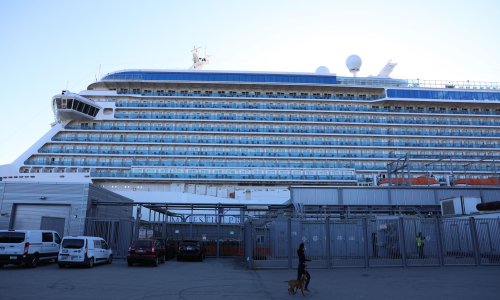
<box><xmin>190</xmin><ymin>46</ymin><xmax>210</xmax><ymax>70</ymax></box>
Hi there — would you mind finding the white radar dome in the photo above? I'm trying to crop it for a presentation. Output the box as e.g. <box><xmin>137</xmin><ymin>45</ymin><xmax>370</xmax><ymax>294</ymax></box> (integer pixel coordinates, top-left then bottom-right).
<box><xmin>315</xmin><ymin>66</ymin><xmax>330</xmax><ymax>74</ymax></box>
<box><xmin>346</xmin><ymin>55</ymin><xmax>362</xmax><ymax>72</ymax></box>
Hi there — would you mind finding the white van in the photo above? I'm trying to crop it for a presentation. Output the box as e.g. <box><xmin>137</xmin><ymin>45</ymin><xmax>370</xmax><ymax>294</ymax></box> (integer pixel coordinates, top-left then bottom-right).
<box><xmin>0</xmin><ymin>229</ymin><xmax>61</xmax><ymax>267</ymax></box>
<box><xmin>58</xmin><ymin>236</ymin><xmax>112</xmax><ymax>268</ymax></box>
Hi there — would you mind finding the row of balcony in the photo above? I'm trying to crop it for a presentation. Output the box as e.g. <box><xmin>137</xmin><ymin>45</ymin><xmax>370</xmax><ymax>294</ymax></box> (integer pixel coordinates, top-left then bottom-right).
<box><xmin>115</xmin><ymin>100</ymin><xmax>500</xmax><ymax>116</ymax></box>
<box><xmin>24</xmin><ymin>159</ymin><xmax>497</xmax><ymax>173</ymax></box>
<box><xmin>113</xmin><ymin>112</ymin><xmax>500</xmax><ymax>127</ymax></box>
<box><xmin>51</xmin><ymin>136</ymin><xmax>500</xmax><ymax>149</ymax></box>
<box><xmin>65</xmin><ymin>124</ymin><xmax>500</xmax><ymax>138</ymax></box>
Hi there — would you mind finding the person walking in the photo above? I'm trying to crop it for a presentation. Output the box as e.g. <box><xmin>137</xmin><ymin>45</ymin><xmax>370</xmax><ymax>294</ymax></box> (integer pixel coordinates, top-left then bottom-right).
<box><xmin>297</xmin><ymin>242</ymin><xmax>311</xmax><ymax>291</ymax></box>
<box><xmin>416</xmin><ymin>232</ymin><xmax>425</xmax><ymax>258</ymax></box>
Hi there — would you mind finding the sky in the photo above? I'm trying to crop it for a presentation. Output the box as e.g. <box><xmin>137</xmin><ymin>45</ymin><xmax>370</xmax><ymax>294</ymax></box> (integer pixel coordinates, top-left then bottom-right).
<box><xmin>0</xmin><ymin>0</ymin><xmax>499</xmax><ymax>165</ymax></box>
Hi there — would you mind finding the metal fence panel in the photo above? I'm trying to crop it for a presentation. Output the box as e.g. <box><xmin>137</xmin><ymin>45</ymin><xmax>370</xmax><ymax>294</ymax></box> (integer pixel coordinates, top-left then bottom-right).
<box><xmin>474</xmin><ymin>218</ymin><xmax>500</xmax><ymax>265</ymax></box>
<box><xmin>367</xmin><ymin>219</ymin><xmax>402</xmax><ymax>267</ymax></box>
<box><xmin>441</xmin><ymin>219</ymin><xmax>476</xmax><ymax>265</ymax></box>
<box><xmin>330</xmin><ymin>219</ymin><xmax>365</xmax><ymax>267</ymax></box>
<box><xmin>402</xmin><ymin>218</ymin><xmax>440</xmax><ymax>266</ymax></box>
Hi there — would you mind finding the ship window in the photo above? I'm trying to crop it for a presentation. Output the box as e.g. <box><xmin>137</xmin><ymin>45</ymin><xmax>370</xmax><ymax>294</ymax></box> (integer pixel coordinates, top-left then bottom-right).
<box><xmin>451</xmin><ymin>108</ymin><xmax>457</xmax><ymax>111</ymax></box>
<box><xmin>439</xmin><ymin>107</ymin><xmax>446</xmax><ymax>111</ymax></box>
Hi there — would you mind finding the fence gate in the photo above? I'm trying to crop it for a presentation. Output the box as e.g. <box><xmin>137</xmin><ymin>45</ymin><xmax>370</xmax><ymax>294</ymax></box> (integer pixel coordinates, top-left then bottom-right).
<box><xmin>85</xmin><ymin>218</ymin><xmax>134</xmax><ymax>258</ymax></box>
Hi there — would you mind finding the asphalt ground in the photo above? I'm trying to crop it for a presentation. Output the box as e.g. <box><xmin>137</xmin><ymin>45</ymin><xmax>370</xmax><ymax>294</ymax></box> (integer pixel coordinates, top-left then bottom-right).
<box><xmin>0</xmin><ymin>258</ymin><xmax>499</xmax><ymax>300</ymax></box>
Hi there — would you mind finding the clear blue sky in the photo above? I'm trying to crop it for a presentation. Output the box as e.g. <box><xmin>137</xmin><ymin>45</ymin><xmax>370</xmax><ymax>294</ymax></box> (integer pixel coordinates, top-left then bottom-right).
<box><xmin>1</xmin><ymin>0</ymin><xmax>499</xmax><ymax>165</ymax></box>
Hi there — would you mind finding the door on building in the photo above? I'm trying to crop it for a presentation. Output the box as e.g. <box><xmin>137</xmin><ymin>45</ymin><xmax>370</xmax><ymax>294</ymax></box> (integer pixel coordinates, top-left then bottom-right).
<box><xmin>13</xmin><ymin>204</ymin><xmax>70</xmax><ymax>236</ymax></box>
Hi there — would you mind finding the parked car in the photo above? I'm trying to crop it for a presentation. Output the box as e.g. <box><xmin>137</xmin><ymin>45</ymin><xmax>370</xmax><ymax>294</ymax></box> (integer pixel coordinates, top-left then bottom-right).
<box><xmin>127</xmin><ymin>239</ymin><xmax>165</xmax><ymax>266</ymax></box>
<box><xmin>177</xmin><ymin>240</ymin><xmax>205</xmax><ymax>261</ymax></box>
<box><xmin>0</xmin><ymin>229</ymin><xmax>61</xmax><ymax>268</ymax></box>
<box><xmin>58</xmin><ymin>236</ymin><xmax>112</xmax><ymax>268</ymax></box>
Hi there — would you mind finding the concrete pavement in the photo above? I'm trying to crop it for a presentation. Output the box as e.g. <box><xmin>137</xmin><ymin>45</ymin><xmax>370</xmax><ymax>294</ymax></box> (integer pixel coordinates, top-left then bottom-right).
<box><xmin>0</xmin><ymin>258</ymin><xmax>499</xmax><ymax>299</ymax></box>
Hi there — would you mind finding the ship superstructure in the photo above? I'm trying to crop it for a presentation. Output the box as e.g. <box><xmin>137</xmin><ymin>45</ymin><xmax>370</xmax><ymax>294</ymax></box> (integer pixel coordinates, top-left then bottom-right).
<box><xmin>1</xmin><ymin>56</ymin><xmax>500</xmax><ymax>204</ymax></box>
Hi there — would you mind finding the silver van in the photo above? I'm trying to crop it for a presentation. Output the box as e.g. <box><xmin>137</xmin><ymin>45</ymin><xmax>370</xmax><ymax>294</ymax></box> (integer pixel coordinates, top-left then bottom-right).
<box><xmin>0</xmin><ymin>230</ymin><xmax>61</xmax><ymax>267</ymax></box>
<box><xmin>58</xmin><ymin>236</ymin><xmax>112</xmax><ymax>268</ymax></box>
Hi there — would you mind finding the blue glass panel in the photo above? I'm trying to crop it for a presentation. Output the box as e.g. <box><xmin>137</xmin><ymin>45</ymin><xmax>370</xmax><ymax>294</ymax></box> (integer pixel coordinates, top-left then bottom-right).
<box><xmin>102</xmin><ymin>71</ymin><xmax>337</xmax><ymax>85</ymax></box>
<box><xmin>387</xmin><ymin>89</ymin><xmax>500</xmax><ymax>101</ymax></box>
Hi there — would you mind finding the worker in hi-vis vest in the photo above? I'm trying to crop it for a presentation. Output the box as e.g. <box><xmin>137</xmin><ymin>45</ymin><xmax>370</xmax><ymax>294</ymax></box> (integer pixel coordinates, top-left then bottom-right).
<box><xmin>416</xmin><ymin>232</ymin><xmax>425</xmax><ymax>258</ymax></box>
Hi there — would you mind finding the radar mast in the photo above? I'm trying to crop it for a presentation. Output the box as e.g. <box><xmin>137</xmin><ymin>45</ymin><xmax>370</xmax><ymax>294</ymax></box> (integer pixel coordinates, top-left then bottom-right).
<box><xmin>190</xmin><ymin>46</ymin><xmax>210</xmax><ymax>70</ymax></box>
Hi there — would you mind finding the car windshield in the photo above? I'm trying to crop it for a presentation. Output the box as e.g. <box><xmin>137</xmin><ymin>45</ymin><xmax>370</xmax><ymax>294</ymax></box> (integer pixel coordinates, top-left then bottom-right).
<box><xmin>134</xmin><ymin>240</ymin><xmax>152</xmax><ymax>248</ymax></box>
<box><xmin>181</xmin><ymin>241</ymin><xmax>199</xmax><ymax>247</ymax></box>
<box><xmin>62</xmin><ymin>239</ymin><xmax>85</xmax><ymax>249</ymax></box>
<box><xmin>0</xmin><ymin>232</ymin><xmax>25</xmax><ymax>243</ymax></box>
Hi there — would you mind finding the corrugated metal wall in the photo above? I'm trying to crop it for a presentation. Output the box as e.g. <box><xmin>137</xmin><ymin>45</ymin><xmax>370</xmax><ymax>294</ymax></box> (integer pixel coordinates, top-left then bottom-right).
<box><xmin>291</xmin><ymin>186</ymin><xmax>500</xmax><ymax>206</ymax></box>
<box><xmin>0</xmin><ymin>182</ymin><xmax>133</xmax><ymax>237</ymax></box>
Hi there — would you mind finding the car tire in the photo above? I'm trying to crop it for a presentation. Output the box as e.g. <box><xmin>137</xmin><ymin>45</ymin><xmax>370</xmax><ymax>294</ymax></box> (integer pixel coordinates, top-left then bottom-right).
<box><xmin>107</xmin><ymin>255</ymin><xmax>113</xmax><ymax>264</ymax></box>
<box><xmin>160</xmin><ymin>255</ymin><xmax>165</xmax><ymax>264</ymax></box>
<box><xmin>0</xmin><ymin>264</ymin><xmax>4</xmax><ymax>268</ymax></box>
<box><xmin>87</xmin><ymin>257</ymin><xmax>94</xmax><ymax>268</ymax></box>
<box><xmin>27</xmin><ymin>254</ymin><xmax>39</xmax><ymax>268</ymax></box>
<box><xmin>153</xmin><ymin>256</ymin><xmax>159</xmax><ymax>267</ymax></box>
<box><xmin>58</xmin><ymin>264</ymin><xmax>65</xmax><ymax>268</ymax></box>
<box><xmin>127</xmin><ymin>261</ymin><xmax>133</xmax><ymax>267</ymax></box>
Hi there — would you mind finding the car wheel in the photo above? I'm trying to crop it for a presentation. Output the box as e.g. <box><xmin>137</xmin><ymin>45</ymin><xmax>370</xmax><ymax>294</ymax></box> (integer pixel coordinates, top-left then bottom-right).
<box><xmin>153</xmin><ymin>256</ymin><xmax>159</xmax><ymax>267</ymax></box>
<box><xmin>0</xmin><ymin>264</ymin><xmax>4</xmax><ymax>268</ymax></box>
<box><xmin>127</xmin><ymin>261</ymin><xmax>133</xmax><ymax>267</ymax></box>
<box><xmin>161</xmin><ymin>255</ymin><xmax>165</xmax><ymax>264</ymax></box>
<box><xmin>27</xmin><ymin>254</ymin><xmax>39</xmax><ymax>268</ymax></box>
<box><xmin>58</xmin><ymin>264</ymin><xmax>65</xmax><ymax>268</ymax></box>
<box><xmin>107</xmin><ymin>255</ymin><xmax>113</xmax><ymax>264</ymax></box>
<box><xmin>87</xmin><ymin>257</ymin><xmax>94</xmax><ymax>268</ymax></box>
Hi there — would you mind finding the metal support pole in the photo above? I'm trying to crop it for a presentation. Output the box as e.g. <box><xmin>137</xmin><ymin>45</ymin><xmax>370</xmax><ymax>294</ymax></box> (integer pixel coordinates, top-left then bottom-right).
<box><xmin>326</xmin><ymin>216</ymin><xmax>331</xmax><ymax>269</ymax></box>
<box><xmin>435</xmin><ymin>217</ymin><xmax>444</xmax><ymax>266</ymax></box>
<box><xmin>287</xmin><ymin>217</ymin><xmax>293</xmax><ymax>269</ymax></box>
<box><xmin>134</xmin><ymin>205</ymin><xmax>141</xmax><ymax>241</ymax></box>
<box><xmin>363</xmin><ymin>218</ymin><xmax>370</xmax><ymax>268</ymax></box>
<box><xmin>469</xmin><ymin>217</ymin><xmax>481</xmax><ymax>266</ymax></box>
<box><xmin>398</xmin><ymin>217</ymin><xmax>407</xmax><ymax>267</ymax></box>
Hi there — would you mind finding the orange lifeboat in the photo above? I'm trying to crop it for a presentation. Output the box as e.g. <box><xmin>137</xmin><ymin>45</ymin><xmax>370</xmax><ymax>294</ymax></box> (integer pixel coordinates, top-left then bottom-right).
<box><xmin>378</xmin><ymin>177</ymin><xmax>439</xmax><ymax>186</ymax></box>
<box><xmin>453</xmin><ymin>178</ymin><xmax>499</xmax><ymax>186</ymax></box>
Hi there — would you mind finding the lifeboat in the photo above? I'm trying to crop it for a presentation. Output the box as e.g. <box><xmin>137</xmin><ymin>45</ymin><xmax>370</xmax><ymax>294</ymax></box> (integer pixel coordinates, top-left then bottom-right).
<box><xmin>453</xmin><ymin>178</ymin><xmax>500</xmax><ymax>186</ymax></box>
<box><xmin>378</xmin><ymin>176</ymin><xmax>440</xmax><ymax>186</ymax></box>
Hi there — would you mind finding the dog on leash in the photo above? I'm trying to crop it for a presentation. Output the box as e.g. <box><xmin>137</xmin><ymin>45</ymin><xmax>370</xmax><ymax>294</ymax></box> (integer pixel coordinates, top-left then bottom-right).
<box><xmin>286</xmin><ymin>273</ymin><xmax>308</xmax><ymax>295</ymax></box>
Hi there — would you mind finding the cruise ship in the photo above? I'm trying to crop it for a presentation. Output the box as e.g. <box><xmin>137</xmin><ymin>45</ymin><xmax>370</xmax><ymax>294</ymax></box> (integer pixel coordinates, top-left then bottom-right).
<box><xmin>1</xmin><ymin>52</ymin><xmax>500</xmax><ymax>205</ymax></box>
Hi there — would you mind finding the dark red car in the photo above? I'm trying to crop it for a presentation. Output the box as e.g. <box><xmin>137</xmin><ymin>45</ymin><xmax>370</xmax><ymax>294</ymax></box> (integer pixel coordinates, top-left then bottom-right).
<box><xmin>127</xmin><ymin>239</ymin><xmax>165</xmax><ymax>266</ymax></box>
